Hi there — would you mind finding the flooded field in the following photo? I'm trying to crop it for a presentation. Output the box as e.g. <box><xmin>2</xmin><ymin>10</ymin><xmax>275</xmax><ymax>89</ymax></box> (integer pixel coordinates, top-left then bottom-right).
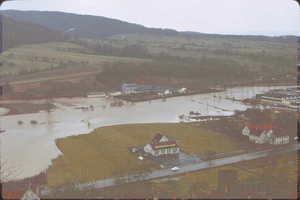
<box><xmin>0</xmin><ymin>85</ymin><xmax>293</xmax><ymax>181</ymax></box>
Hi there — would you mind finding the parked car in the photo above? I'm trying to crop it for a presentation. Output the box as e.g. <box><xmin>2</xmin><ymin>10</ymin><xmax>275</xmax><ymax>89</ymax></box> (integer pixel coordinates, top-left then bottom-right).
<box><xmin>138</xmin><ymin>156</ymin><xmax>144</xmax><ymax>160</ymax></box>
<box><xmin>171</xmin><ymin>166</ymin><xmax>180</xmax><ymax>171</ymax></box>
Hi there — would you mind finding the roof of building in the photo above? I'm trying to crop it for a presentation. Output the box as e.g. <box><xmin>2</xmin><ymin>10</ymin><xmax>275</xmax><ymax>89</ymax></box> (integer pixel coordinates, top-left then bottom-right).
<box><xmin>248</xmin><ymin>128</ymin><xmax>262</xmax><ymax>136</ymax></box>
<box><xmin>247</xmin><ymin>123</ymin><xmax>273</xmax><ymax>130</ymax></box>
<box><xmin>152</xmin><ymin>133</ymin><xmax>164</xmax><ymax>144</ymax></box>
<box><xmin>245</xmin><ymin>123</ymin><xmax>272</xmax><ymax>136</ymax></box>
<box><xmin>151</xmin><ymin>133</ymin><xmax>178</xmax><ymax>150</ymax></box>
<box><xmin>246</xmin><ymin>123</ymin><xmax>291</xmax><ymax>137</ymax></box>
<box><xmin>151</xmin><ymin>141</ymin><xmax>178</xmax><ymax>150</ymax></box>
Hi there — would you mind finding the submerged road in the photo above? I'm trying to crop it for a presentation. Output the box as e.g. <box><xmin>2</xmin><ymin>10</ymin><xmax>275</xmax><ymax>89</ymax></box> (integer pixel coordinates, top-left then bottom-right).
<box><xmin>43</xmin><ymin>143</ymin><xmax>300</xmax><ymax>195</ymax></box>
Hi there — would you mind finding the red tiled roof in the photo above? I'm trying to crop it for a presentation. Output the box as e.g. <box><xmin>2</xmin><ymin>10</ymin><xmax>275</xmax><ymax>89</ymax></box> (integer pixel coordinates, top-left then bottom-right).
<box><xmin>246</xmin><ymin>123</ymin><xmax>273</xmax><ymax>136</ymax></box>
<box><xmin>248</xmin><ymin>127</ymin><xmax>263</xmax><ymax>136</ymax></box>
<box><xmin>246</xmin><ymin>123</ymin><xmax>273</xmax><ymax>130</ymax></box>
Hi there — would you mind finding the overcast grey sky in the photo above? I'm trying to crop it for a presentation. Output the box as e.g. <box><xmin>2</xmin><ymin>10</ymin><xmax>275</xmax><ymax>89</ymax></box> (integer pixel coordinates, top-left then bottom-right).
<box><xmin>2</xmin><ymin>0</ymin><xmax>300</xmax><ymax>36</ymax></box>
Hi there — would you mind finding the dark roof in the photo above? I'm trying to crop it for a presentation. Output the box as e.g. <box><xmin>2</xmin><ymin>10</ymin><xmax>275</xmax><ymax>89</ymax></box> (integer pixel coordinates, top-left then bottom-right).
<box><xmin>151</xmin><ymin>134</ymin><xmax>179</xmax><ymax>150</ymax></box>
<box><xmin>246</xmin><ymin>123</ymin><xmax>272</xmax><ymax>136</ymax></box>
<box><xmin>248</xmin><ymin>127</ymin><xmax>263</xmax><ymax>136</ymax></box>
<box><xmin>247</xmin><ymin>123</ymin><xmax>272</xmax><ymax>131</ymax></box>
<box><xmin>246</xmin><ymin>123</ymin><xmax>292</xmax><ymax>137</ymax></box>
<box><xmin>152</xmin><ymin>133</ymin><xmax>164</xmax><ymax>144</ymax></box>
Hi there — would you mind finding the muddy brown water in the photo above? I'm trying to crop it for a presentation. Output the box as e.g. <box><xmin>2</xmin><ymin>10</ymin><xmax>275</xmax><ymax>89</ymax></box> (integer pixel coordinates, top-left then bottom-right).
<box><xmin>0</xmin><ymin>85</ymin><xmax>293</xmax><ymax>181</ymax></box>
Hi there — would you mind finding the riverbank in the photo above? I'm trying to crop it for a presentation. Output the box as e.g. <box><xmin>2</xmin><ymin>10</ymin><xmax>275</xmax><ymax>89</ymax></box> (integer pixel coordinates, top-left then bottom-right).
<box><xmin>223</xmin><ymin>80</ymin><xmax>296</xmax><ymax>88</ymax></box>
<box><xmin>1</xmin><ymin>85</ymin><xmax>291</xmax><ymax>184</ymax></box>
<box><xmin>47</xmin><ymin>123</ymin><xmax>239</xmax><ymax>187</ymax></box>
<box><xmin>115</xmin><ymin>88</ymin><xmax>223</xmax><ymax>103</ymax></box>
<box><xmin>2</xmin><ymin>78</ymin><xmax>295</xmax><ymax>101</ymax></box>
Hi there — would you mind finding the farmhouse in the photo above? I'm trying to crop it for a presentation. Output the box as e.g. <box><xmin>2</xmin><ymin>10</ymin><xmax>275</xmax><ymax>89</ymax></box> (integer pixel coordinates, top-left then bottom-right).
<box><xmin>242</xmin><ymin>123</ymin><xmax>290</xmax><ymax>145</ymax></box>
<box><xmin>144</xmin><ymin>133</ymin><xmax>180</xmax><ymax>158</ymax></box>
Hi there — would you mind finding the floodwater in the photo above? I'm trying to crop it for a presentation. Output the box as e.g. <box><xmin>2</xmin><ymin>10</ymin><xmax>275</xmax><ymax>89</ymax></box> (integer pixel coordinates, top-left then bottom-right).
<box><xmin>0</xmin><ymin>85</ymin><xmax>293</xmax><ymax>181</ymax></box>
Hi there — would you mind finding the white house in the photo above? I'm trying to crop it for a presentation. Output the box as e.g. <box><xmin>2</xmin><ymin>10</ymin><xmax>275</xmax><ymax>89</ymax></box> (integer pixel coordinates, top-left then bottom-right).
<box><xmin>242</xmin><ymin>123</ymin><xmax>290</xmax><ymax>145</ymax></box>
<box><xmin>164</xmin><ymin>90</ymin><xmax>172</xmax><ymax>96</ymax></box>
<box><xmin>178</xmin><ymin>88</ymin><xmax>187</xmax><ymax>94</ymax></box>
<box><xmin>144</xmin><ymin>134</ymin><xmax>180</xmax><ymax>157</ymax></box>
<box><xmin>122</xmin><ymin>83</ymin><xmax>138</xmax><ymax>95</ymax></box>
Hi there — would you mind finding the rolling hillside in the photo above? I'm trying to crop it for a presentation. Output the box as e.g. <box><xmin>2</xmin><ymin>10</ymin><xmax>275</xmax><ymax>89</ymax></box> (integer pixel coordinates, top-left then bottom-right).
<box><xmin>2</xmin><ymin>16</ymin><xmax>65</xmax><ymax>50</ymax></box>
<box><xmin>0</xmin><ymin>10</ymin><xmax>297</xmax><ymax>99</ymax></box>
<box><xmin>2</xmin><ymin>10</ymin><xmax>298</xmax><ymax>43</ymax></box>
<box><xmin>1</xmin><ymin>10</ymin><xmax>178</xmax><ymax>39</ymax></box>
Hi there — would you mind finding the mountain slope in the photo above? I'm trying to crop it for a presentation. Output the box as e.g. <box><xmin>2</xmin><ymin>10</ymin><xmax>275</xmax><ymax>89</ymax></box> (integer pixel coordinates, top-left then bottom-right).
<box><xmin>1</xmin><ymin>10</ymin><xmax>178</xmax><ymax>39</ymax></box>
<box><xmin>2</xmin><ymin>10</ymin><xmax>298</xmax><ymax>44</ymax></box>
<box><xmin>2</xmin><ymin>16</ymin><xmax>65</xmax><ymax>50</ymax></box>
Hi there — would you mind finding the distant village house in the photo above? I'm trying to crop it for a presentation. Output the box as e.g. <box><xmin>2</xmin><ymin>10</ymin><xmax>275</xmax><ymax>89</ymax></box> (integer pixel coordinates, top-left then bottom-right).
<box><xmin>242</xmin><ymin>123</ymin><xmax>290</xmax><ymax>145</ymax></box>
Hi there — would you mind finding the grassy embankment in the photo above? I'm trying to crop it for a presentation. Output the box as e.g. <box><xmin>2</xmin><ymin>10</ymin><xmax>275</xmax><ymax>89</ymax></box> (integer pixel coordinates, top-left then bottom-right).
<box><xmin>47</xmin><ymin>123</ymin><xmax>239</xmax><ymax>187</ymax></box>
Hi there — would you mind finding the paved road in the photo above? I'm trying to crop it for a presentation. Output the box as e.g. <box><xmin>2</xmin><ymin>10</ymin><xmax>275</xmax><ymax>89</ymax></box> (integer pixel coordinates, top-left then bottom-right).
<box><xmin>43</xmin><ymin>143</ymin><xmax>300</xmax><ymax>195</ymax></box>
